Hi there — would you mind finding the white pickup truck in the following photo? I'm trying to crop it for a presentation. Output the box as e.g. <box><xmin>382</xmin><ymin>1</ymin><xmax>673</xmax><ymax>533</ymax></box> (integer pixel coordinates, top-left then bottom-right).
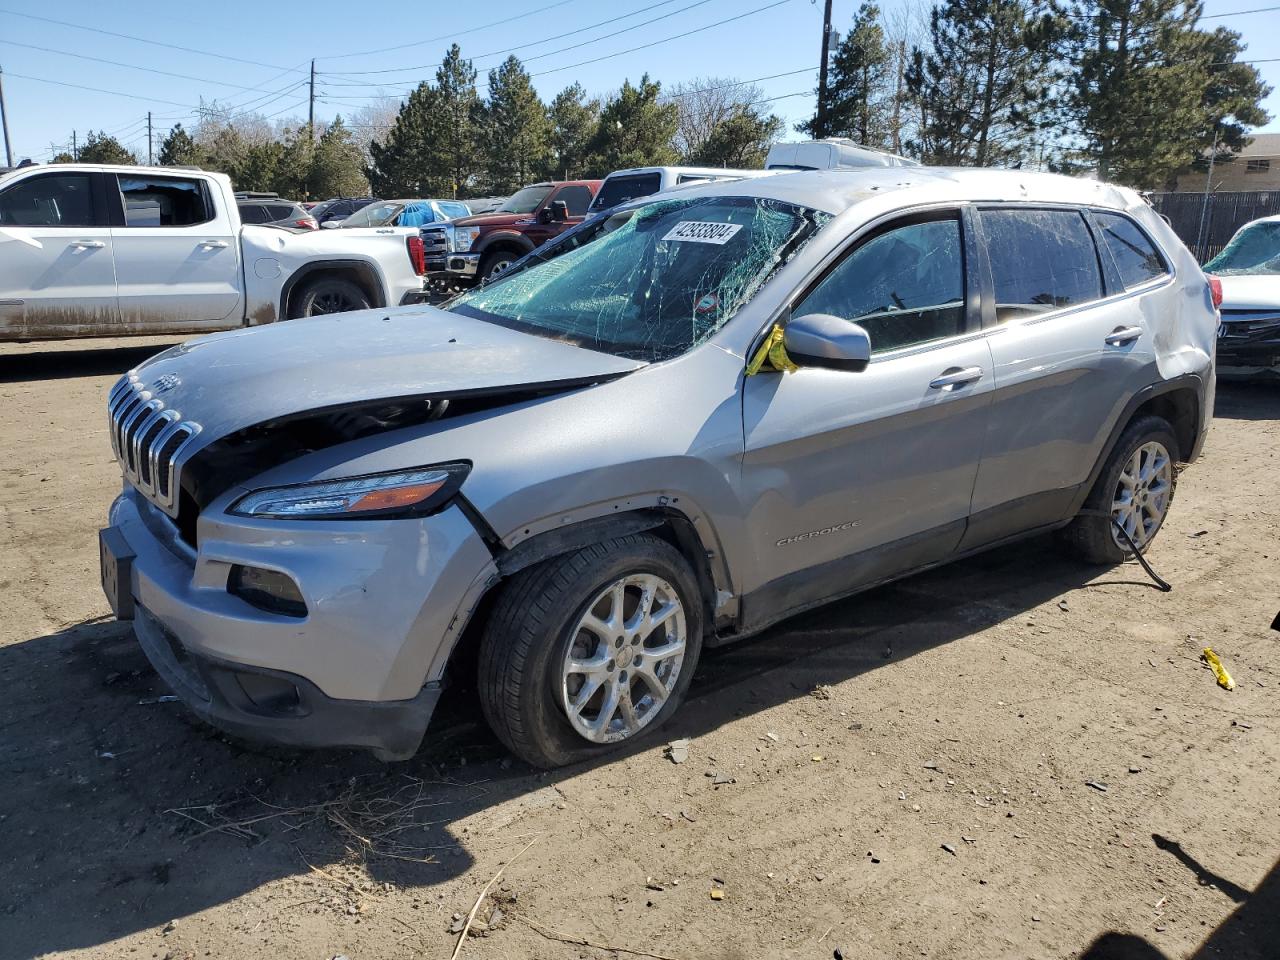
<box><xmin>0</xmin><ymin>163</ymin><xmax>428</xmax><ymax>341</ymax></box>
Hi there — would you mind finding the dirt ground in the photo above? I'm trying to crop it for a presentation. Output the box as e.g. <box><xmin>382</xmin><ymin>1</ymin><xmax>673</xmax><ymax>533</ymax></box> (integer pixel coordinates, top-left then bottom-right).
<box><xmin>1</xmin><ymin>337</ymin><xmax>1277</xmax><ymax>960</ymax></box>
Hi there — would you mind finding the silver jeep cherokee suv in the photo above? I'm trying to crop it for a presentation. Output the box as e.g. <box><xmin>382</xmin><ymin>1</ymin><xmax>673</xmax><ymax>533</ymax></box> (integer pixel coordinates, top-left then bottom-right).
<box><xmin>100</xmin><ymin>168</ymin><xmax>1217</xmax><ymax>767</ymax></box>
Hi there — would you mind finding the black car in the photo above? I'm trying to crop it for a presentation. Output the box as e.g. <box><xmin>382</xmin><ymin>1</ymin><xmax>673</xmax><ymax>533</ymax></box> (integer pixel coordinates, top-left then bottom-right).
<box><xmin>309</xmin><ymin>197</ymin><xmax>379</xmax><ymax>224</ymax></box>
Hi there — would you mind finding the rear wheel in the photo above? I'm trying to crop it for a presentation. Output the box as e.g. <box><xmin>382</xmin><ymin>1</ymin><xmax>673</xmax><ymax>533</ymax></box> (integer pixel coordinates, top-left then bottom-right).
<box><xmin>1062</xmin><ymin>415</ymin><xmax>1178</xmax><ymax>564</ymax></box>
<box><xmin>289</xmin><ymin>277</ymin><xmax>371</xmax><ymax>318</ymax></box>
<box><xmin>477</xmin><ymin>533</ymin><xmax>704</xmax><ymax>768</ymax></box>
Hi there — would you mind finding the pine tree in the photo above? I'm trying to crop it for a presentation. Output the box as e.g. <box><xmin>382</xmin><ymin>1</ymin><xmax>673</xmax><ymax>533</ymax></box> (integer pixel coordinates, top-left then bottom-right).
<box><xmin>311</xmin><ymin>117</ymin><xmax>369</xmax><ymax>198</ymax></box>
<box><xmin>1061</xmin><ymin>0</ymin><xmax>1271</xmax><ymax>187</ymax></box>
<box><xmin>479</xmin><ymin>56</ymin><xmax>551</xmax><ymax>194</ymax></box>
<box><xmin>367</xmin><ymin>83</ymin><xmax>450</xmax><ymax>197</ymax></box>
<box><xmin>587</xmin><ymin>75</ymin><xmax>680</xmax><ymax>173</ymax></box>
<box><xmin>274</xmin><ymin>125</ymin><xmax>315</xmax><ymax>199</ymax></box>
<box><xmin>691</xmin><ymin>106</ymin><xmax>783</xmax><ymax>167</ymax></box>
<box><xmin>431</xmin><ymin>44</ymin><xmax>481</xmax><ymax>197</ymax></box>
<box><xmin>158</xmin><ymin>124</ymin><xmax>202</xmax><ymax>167</ymax></box>
<box><xmin>803</xmin><ymin>3</ymin><xmax>894</xmax><ymax>148</ymax></box>
<box><xmin>77</xmin><ymin>131</ymin><xmax>137</xmax><ymax>165</ymax></box>
<box><xmin>546</xmin><ymin>83</ymin><xmax>599</xmax><ymax>179</ymax></box>
<box><xmin>906</xmin><ymin>0</ymin><xmax>1055</xmax><ymax>166</ymax></box>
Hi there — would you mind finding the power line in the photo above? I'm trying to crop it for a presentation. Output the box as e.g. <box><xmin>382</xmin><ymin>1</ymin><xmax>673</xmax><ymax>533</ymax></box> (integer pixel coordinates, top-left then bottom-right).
<box><xmin>1201</xmin><ymin>5</ymin><xmax>1280</xmax><ymax>17</ymax></box>
<box><xmin>322</xmin><ymin>0</ymin><xmax>712</xmax><ymax>85</ymax></box>
<box><xmin>0</xmin><ymin>39</ymin><xmax>292</xmax><ymax>93</ymax></box>
<box><xmin>530</xmin><ymin>0</ymin><xmax>794</xmax><ymax>78</ymax></box>
<box><xmin>2</xmin><ymin>70</ymin><xmax>196</xmax><ymax>109</ymax></box>
<box><xmin>317</xmin><ymin>0</ymin><xmax>579</xmax><ymax>61</ymax></box>
<box><xmin>0</xmin><ymin>7</ymin><xmax>302</xmax><ymax>73</ymax></box>
<box><xmin>657</xmin><ymin>68</ymin><xmax>816</xmax><ymax>101</ymax></box>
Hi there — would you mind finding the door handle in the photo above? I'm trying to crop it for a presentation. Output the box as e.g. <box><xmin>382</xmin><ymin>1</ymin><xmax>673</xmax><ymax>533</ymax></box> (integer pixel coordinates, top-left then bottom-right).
<box><xmin>198</xmin><ymin>240</ymin><xmax>230</xmax><ymax>249</ymax></box>
<box><xmin>1105</xmin><ymin>326</ymin><xmax>1142</xmax><ymax>346</ymax></box>
<box><xmin>69</xmin><ymin>239</ymin><xmax>105</xmax><ymax>249</ymax></box>
<box><xmin>929</xmin><ymin>366</ymin><xmax>983</xmax><ymax>390</ymax></box>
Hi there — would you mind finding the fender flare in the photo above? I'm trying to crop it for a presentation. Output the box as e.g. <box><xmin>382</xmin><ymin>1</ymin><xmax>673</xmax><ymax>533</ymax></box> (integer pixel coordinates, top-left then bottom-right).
<box><xmin>278</xmin><ymin>259</ymin><xmax>388</xmax><ymax>319</ymax></box>
<box><xmin>473</xmin><ymin>230</ymin><xmax>536</xmax><ymax>258</ymax></box>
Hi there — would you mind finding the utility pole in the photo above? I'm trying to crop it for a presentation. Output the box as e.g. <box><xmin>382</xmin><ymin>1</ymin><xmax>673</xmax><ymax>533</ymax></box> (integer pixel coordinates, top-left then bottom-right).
<box><xmin>72</xmin><ymin>129</ymin><xmax>77</xmax><ymax>161</ymax></box>
<box><xmin>0</xmin><ymin>65</ymin><xmax>13</xmax><ymax>167</ymax></box>
<box><xmin>147</xmin><ymin>111</ymin><xmax>153</xmax><ymax>164</ymax></box>
<box><xmin>1194</xmin><ymin>125</ymin><xmax>1221</xmax><ymax>262</ymax></box>
<box><xmin>891</xmin><ymin>39</ymin><xmax>906</xmax><ymax>154</ymax></box>
<box><xmin>815</xmin><ymin>0</ymin><xmax>834</xmax><ymax>139</ymax></box>
<box><xmin>308</xmin><ymin>59</ymin><xmax>316</xmax><ymax>133</ymax></box>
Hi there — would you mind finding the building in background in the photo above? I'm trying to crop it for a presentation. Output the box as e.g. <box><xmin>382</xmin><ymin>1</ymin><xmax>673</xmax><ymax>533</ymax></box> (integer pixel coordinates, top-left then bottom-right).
<box><xmin>1173</xmin><ymin>133</ymin><xmax>1280</xmax><ymax>192</ymax></box>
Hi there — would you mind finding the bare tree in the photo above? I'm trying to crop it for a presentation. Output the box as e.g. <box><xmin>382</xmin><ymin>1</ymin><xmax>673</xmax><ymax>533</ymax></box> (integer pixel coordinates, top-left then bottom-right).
<box><xmin>881</xmin><ymin>0</ymin><xmax>929</xmax><ymax>155</ymax></box>
<box><xmin>667</xmin><ymin>76</ymin><xmax>770</xmax><ymax>160</ymax></box>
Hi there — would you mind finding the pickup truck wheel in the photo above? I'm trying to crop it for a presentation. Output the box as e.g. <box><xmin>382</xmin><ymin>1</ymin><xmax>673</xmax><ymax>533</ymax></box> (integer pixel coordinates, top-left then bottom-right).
<box><xmin>1061</xmin><ymin>415</ymin><xmax>1179</xmax><ymax>565</ymax></box>
<box><xmin>289</xmin><ymin>277</ymin><xmax>371</xmax><ymax>318</ymax></box>
<box><xmin>478</xmin><ymin>533</ymin><xmax>704</xmax><ymax>769</ymax></box>
<box><xmin>479</xmin><ymin>251</ymin><xmax>516</xmax><ymax>282</ymax></box>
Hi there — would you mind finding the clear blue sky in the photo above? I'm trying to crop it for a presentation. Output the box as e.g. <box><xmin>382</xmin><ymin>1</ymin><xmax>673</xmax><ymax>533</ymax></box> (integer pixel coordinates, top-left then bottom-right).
<box><xmin>0</xmin><ymin>0</ymin><xmax>1276</xmax><ymax>164</ymax></box>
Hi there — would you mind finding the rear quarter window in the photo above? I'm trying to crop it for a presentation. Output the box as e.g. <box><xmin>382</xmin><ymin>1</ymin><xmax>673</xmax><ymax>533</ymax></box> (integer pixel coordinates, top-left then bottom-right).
<box><xmin>1095</xmin><ymin>212</ymin><xmax>1169</xmax><ymax>288</ymax></box>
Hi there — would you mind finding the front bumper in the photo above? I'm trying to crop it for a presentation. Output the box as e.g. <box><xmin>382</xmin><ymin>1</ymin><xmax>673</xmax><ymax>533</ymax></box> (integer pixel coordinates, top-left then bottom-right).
<box><xmin>103</xmin><ymin>486</ymin><xmax>494</xmax><ymax>758</ymax></box>
<box><xmin>1217</xmin><ymin>310</ymin><xmax>1280</xmax><ymax>378</ymax></box>
<box><xmin>426</xmin><ymin>252</ymin><xmax>480</xmax><ymax>280</ymax></box>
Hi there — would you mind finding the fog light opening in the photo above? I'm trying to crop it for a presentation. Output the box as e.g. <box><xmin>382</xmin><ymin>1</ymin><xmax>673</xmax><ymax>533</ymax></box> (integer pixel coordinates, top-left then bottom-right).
<box><xmin>235</xmin><ymin>671</ymin><xmax>304</xmax><ymax>715</ymax></box>
<box><xmin>228</xmin><ymin>564</ymin><xmax>307</xmax><ymax>618</ymax></box>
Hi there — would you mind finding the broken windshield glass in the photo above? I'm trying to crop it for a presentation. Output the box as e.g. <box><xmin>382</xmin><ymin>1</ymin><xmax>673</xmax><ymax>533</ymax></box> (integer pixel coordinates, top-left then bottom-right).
<box><xmin>446</xmin><ymin>196</ymin><xmax>825</xmax><ymax>362</ymax></box>
<box><xmin>1204</xmin><ymin>221</ymin><xmax>1280</xmax><ymax>276</ymax></box>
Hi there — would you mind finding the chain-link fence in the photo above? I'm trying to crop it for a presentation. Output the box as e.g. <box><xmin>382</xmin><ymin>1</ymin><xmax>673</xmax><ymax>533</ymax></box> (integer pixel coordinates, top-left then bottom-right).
<box><xmin>1148</xmin><ymin>190</ymin><xmax>1280</xmax><ymax>264</ymax></box>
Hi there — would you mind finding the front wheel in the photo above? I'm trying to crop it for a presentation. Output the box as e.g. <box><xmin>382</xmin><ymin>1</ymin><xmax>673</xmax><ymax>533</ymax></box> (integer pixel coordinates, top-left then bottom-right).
<box><xmin>479</xmin><ymin>250</ymin><xmax>516</xmax><ymax>282</ymax></box>
<box><xmin>478</xmin><ymin>533</ymin><xmax>704</xmax><ymax>768</ymax></box>
<box><xmin>1062</xmin><ymin>414</ymin><xmax>1179</xmax><ymax>564</ymax></box>
<box><xmin>288</xmin><ymin>277</ymin><xmax>372</xmax><ymax>318</ymax></box>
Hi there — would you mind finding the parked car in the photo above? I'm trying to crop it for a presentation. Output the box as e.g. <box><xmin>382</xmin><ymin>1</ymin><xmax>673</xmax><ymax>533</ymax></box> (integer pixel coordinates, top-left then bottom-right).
<box><xmin>1203</xmin><ymin>215</ymin><xmax>1280</xmax><ymax>379</ymax></box>
<box><xmin>236</xmin><ymin>198</ymin><xmax>319</xmax><ymax>230</ymax></box>
<box><xmin>0</xmin><ymin>163</ymin><xmax>429</xmax><ymax>339</ymax></box>
<box><xmin>765</xmin><ymin>137</ymin><xmax>919</xmax><ymax>170</ymax></box>
<box><xmin>585</xmin><ymin>165</ymin><xmax>774</xmax><ymax>215</ymax></box>
<box><xmin>99</xmin><ymin>167</ymin><xmax>1216</xmax><ymax>767</ymax></box>
<box><xmin>309</xmin><ymin>197</ymin><xmax>379</xmax><ymax>224</ymax></box>
<box><xmin>466</xmin><ymin>196</ymin><xmax>508</xmax><ymax>214</ymax></box>
<box><xmin>421</xmin><ymin>180</ymin><xmax>600</xmax><ymax>286</ymax></box>
<box><xmin>330</xmin><ymin>198</ymin><xmax>471</xmax><ymax>229</ymax></box>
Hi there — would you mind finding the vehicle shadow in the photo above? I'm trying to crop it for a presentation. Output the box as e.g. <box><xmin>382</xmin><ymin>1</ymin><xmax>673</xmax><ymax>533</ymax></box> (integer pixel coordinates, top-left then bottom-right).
<box><xmin>1078</xmin><ymin>854</ymin><xmax>1278</xmax><ymax>960</ymax></box>
<box><xmin>1</xmin><ymin>532</ymin><xmax>1170</xmax><ymax>956</ymax></box>
<box><xmin>0</xmin><ymin>341</ymin><xmax>178</xmax><ymax>383</ymax></box>
<box><xmin>1213</xmin><ymin>380</ymin><xmax>1280</xmax><ymax>421</ymax></box>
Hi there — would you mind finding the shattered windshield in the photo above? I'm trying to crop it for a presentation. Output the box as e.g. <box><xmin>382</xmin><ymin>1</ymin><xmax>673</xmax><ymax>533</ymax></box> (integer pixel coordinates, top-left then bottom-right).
<box><xmin>445</xmin><ymin>196</ymin><xmax>824</xmax><ymax>362</ymax></box>
<box><xmin>498</xmin><ymin>186</ymin><xmax>553</xmax><ymax>215</ymax></box>
<box><xmin>1204</xmin><ymin>221</ymin><xmax>1280</xmax><ymax>275</ymax></box>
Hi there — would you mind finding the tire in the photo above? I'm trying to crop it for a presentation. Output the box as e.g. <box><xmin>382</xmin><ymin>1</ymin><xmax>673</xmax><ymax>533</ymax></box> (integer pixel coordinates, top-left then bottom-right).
<box><xmin>1061</xmin><ymin>414</ymin><xmax>1179</xmax><ymax>564</ymax></box>
<box><xmin>288</xmin><ymin>277</ymin><xmax>372</xmax><ymax>318</ymax></box>
<box><xmin>477</xmin><ymin>533</ymin><xmax>705</xmax><ymax>769</ymax></box>
<box><xmin>479</xmin><ymin>250</ymin><xmax>517</xmax><ymax>282</ymax></box>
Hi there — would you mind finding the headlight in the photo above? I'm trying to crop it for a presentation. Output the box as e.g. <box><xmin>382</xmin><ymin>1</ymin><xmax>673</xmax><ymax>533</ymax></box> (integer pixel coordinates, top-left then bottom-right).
<box><xmin>231</xmin><ymin>463</ymin><xmax>470</xmax><ymax>520</ymax></box>
<box><xmin>453</xmin><ymin>226</ymin><xmax>481</xmax><ymax>253</ymax></box>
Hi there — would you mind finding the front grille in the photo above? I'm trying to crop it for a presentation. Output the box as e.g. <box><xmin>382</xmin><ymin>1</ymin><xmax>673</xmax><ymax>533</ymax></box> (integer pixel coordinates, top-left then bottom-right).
<box><xmin>107</xmin><ymin>375</ymin><xmax>201</xmax><ymax>518</ymax></box>
<box><xmin>421</xmin><ymin>226</ymin><xmax>449</xmax><ymax>257</ymax></box>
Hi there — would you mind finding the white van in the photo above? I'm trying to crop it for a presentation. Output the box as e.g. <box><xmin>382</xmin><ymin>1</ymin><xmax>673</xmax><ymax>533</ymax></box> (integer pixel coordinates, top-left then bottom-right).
<box><xmin>587</xmin><ymin>165</ymin><xmax>775</xmax><ymax>214</ymax></box>
<box><xmin>765</xmin><ymin>138</ymin><xmax>919</xmax><ymax>171</ymax></box>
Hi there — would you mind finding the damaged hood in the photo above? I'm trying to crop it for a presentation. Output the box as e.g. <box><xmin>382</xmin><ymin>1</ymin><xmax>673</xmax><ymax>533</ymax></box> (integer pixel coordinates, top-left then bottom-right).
<box><xmin>1216</xmin><ymin>274</ymin><xmax>1280</xmax><ymax>311</ymax></box>
<box><xmin>128</xmin><ymin>305</ymin><xmax>646</xmax><ymax>448</ymax></box>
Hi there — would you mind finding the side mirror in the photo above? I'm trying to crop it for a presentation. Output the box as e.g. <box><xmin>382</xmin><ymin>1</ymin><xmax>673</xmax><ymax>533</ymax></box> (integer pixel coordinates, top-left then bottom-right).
<box><xmin>536</xmin><ymin>207</ymin><xmax>554</xmax><ymax>224</ymax></box>
<box><xmin>783</xmin><ymin>313</ymin><xmax>871</xmax><ymax>372</ymax></box>
<box><xmin>551</xmin><ymin>199</ymin><xmax>570</xmax><ymax>222</ymax></box>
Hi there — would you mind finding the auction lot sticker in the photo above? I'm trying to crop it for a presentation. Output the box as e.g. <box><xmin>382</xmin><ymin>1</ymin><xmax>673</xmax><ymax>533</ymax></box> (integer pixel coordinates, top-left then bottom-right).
<box><xmin>662</xmin><ymin>221</ymin><xmax>744</xmax><ymax>245</ymax></box>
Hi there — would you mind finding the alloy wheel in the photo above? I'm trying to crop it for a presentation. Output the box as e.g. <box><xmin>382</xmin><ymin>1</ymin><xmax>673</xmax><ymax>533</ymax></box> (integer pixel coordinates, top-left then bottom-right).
<box><xmin>560</xmin><ymin>574</ymin><xmax>687</xmax><ymax>744</ymax></box>
<box><xmin>1110</xmin><ymin>440</ymin><xmax>1173</xmax><ymax>550</ymax></box>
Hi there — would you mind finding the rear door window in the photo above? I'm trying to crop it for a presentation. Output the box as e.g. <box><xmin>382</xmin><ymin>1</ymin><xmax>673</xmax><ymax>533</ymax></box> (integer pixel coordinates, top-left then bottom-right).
<box><xmin>980</xmin><ymin>208</ymin><xmax>1103</xmax><ymax>322</ymax></box>
<box><xmin>118</xmin><ymin>175</ymin><xmax>212</xmax><ymax>227</ymax></box>
<box><xmin>238</xmin><ymin>204</ymin><xmax>269</xmax><ymax>224</ymax></box>
<box><xmin>0</xmin><ymin>172</ymin><xmax>98</xmax><ymax>226</ymax></box>
<box><xmin>1094</xmin><ymin>212</ymin><xmax>1168</xmax><ymax>289</ymax></box>
<box><xmin>795</xmin><ymin>214</ymin><xmax>967</xmax><ymax>354</ymax></box>
<box><xmin>555</xmin><ymin>185</ymin><xmax>593</xmax><ymax>216</ymax></box>
<box><xmin>589</xmin><ymin>173</ymin><xmax>662</xmax><ymax>211</ymax></box>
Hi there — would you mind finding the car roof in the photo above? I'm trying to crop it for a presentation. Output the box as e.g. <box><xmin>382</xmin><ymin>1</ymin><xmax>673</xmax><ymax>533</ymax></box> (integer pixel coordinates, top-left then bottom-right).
<box><xmin>604</xmin><ymin>165</ymin><xmax>770</xmax><ymax>178</ymax></box>
<box><xmin>652</xmin><ymin>166</ymin><xmax>1144</xmax><ymax>216</ymax></box>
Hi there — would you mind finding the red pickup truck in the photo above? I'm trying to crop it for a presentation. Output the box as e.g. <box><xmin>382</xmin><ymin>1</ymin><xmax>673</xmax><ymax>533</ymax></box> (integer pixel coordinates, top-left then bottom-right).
<box><xmin>420</xmin><ymin>180</ymin><xmax>600</xmax><ymax>289</ymax></box>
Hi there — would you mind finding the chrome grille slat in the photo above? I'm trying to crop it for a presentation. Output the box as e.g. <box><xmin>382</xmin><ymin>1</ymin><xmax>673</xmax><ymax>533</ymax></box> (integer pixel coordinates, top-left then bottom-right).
<box><xmin>107</xmin><ymin>375</ymin><xmax>201</xmax><ymax>517</ymax></box>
